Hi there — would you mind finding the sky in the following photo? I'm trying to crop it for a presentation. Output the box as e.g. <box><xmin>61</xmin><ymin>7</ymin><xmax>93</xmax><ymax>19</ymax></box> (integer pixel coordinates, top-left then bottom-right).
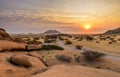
<box><xmin>0</xmin><ymin>0</ymin><xmax>120</xmax><ymax>34</ymax></box>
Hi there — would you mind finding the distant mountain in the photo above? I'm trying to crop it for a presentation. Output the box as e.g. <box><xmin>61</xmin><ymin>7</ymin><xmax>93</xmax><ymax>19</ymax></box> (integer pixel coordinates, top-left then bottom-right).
<box><xmin>43</xmin><ymin>30</ymin><xmax>62</xmax><ymax>35</ymax></box>
<box><xmin>104</xmin><ymin>27</ymin><xmax>120</xmax><ymax>34</ymax></box>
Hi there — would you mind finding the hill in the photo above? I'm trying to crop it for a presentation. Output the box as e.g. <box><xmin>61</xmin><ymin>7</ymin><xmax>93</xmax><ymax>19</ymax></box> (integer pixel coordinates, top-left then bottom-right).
<box><xmin>43</xmin><ymin>30</ymin><xmax>61</xmax><ymax>35</ymax></box>
<box><xmin>104</xmin><ymin>27</ymin><xmax>120</xmax><ymax>34</ymax></box>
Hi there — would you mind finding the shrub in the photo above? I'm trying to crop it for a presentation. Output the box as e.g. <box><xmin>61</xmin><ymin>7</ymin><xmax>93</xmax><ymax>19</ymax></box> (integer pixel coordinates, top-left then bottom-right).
<box><xmin>76</xmin><ymin>45</ymin><xmax>83</xmax><ymax>50</ymax></box>
<box><xmin>75</xmin><ymin>56</ymin><xmax>81</xmax><ymax>63</ymax></box>
<box><xmin>13</xmin><ymin>37</ymin><xmax>25</xmax><ymax>43</ymax></box>
<box><xmin>59</xmin><ymin>38</ymin><xmax>64</xmax><ymax>41</ymax></box>
<box><xmin>74</xmin><ymin>37</ymin><xmax>79</xmax><ymax>40</ymax></box>
<box><xmin>86</xmin><ymin>36</ymin><xmax>94</xmax><ymax>41</ymax></box>
<box><xmin>108</xmin><ymin>42</ymin><xmax>112</xmax><ymax>44</ymax></box>
<box><xmin>55</xmin><ymin>54</ymin><xmax>72</xmax><ymax>62</ymax></box>
<box><xmin>96</xmin><ymin>41</ymin><xmax>100</xmax><ymax>43</ymax></box>
<box><xmin>44</xmin><ymin>39</ymin><xmax>54</xmax><ymax>43</ymax></box>
<box><xmin>118</xmin><ymin>39</ymin><xmax>120</xmax><ymax>41</ymax></box>
<box><xmin>41</xmin><ymin>45</ymin><xmax>64</xmax><ymax>50</ymax></box>
<box><xmin>65</xmin><ymin>40</ymin><xmax>72</xmax><ymax>44</ymax></box>
<box><xmin>8</xmin><ymin>55</ymin><xmax>32</xmax><ymax>68</ymax></box>
<box><xmin>82</xmin><ymin>50</ymin><xmax>105</xmax><ymax>61</ymax></box>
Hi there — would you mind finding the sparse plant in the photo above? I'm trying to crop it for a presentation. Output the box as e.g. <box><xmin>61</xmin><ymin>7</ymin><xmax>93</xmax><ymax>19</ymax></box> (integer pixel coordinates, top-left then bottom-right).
<box><xmin>41</xmin><ymin>45</ymin><xmax>64</xmax><ymax>50</ymax></box>
<box><xmin>65</xmin><ymin>40</ymin><xmax>72</xmax><ymax>44</ymax></box>
<box><xmin>13</xmin><ymin>37</ymin><xmax>25</xmax><ymax>43</ymax></box>
<box><xmin>82</xmin><ymin>50</ymin><xmax>105</xmax><ymax>61</ymax></box>
<box><xmin>55</xmin><ymin>54</ymin><xmax>72</xmax><ymax>62</ymax></box>
<box><xmin>96</xmin><ymin>41</ymin><xmax>100</xmax><ymax>43</ymax></box>
<box><xmin>76</xmin><ymin>45</ymin><xmax>83</xmax><ymax>50</ymax></box>
<box><xmin>74</xmin><ymin>37</ymin><xmax>79</xmax><ymax>40</ymax></box>
<box><xmin>108</xmin><ymin>42</ymin><xmax>112</xmax><ymax>44</ymax></box>
<box><xmin>118</xmin><ymin>39</ymin><xmax>120</xmax><ymax>41</ymax></box>
<box><xmin>59</xmin><ymin>38</ymin><xmax>64</xmax><ymax>41</ymax></box>
<box><xmin>75</xmin><ymin>56</ymin><xmax>81</xmax><ymax>63</ymax></box>
<box><xmin>86</xmin><ymin>36</ymin><xmax>94</xmax><ymax>41</ymax></box>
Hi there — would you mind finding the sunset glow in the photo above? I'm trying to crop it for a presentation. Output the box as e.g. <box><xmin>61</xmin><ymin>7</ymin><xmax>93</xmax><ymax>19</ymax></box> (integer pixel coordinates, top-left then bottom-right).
<box><xmin>84</xmin><ymin>24</ymin><xmax>92</xmax><ymax>30</ymax></box>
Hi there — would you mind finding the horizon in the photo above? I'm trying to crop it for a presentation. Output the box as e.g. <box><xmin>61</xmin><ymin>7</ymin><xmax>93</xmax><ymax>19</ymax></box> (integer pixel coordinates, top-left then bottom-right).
<box><xmin>7</xmin><ymin>27</ymin><xmax>117</xmax><ymax>35</ymax></box>
<box><xmin>0</xmin><ymin>0</ymin><xmax>120</xmax><ymax>34</ymax></box>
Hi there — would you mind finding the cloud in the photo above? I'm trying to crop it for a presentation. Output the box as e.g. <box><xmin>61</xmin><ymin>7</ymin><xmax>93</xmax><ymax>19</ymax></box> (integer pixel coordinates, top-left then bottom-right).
<box><xmin>0</xmin><ymin>10</ymin><xmax>77</xmax><ymax>25</ymax></box>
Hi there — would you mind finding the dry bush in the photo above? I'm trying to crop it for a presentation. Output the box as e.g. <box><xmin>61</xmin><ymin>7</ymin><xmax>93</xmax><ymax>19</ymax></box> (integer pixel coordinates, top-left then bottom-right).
<box><xmin>55</xmin><ymin>54</ymin><xmax>72</xmax><ymax>62</ymax></box>
<box><xmin>75</xmin><ymin>56</ymin><xmax>81</xmax><ymax>63</ymax></box>
<box><xmin>8</xmin><ymin>55</ymin><xmax>32</xmax><ymax>68</ymax></box>
<box><xmin>76</xmin><ymin>45</ymin><xmax>83</xmax><ymax>50</ymax></box>
<box><xmin>96</xmin><ymin>41</ymin><xmax>100</xmax><ymax>43</ymax></box>
<box><xmin>13</xmin><ymin>37</ymin><xmax>25</xmax><ymax>43</ymax></box>
<box><xmin>108</xmin><ymin>42</ymin><xmax>112</xmax><ymax>44</ymax></box>
<box><xmin>82</xmin><ymin>50</ymin><xmax>105</xmax><ymax>61</ymax></box>
<box><xmin>65</xmin><ymin>40</ymin><xmax>72</xmax><ymax>44</ymax></box>
<box><xmin>41</xmin><ymin>45</ymin><xmax>64</xmax><ymax>50</ymax></box>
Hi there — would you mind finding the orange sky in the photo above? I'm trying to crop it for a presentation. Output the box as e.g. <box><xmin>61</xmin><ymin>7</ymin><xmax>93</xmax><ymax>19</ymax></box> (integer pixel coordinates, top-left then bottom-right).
<box><xmin>0</xmin><ymin>0</ymin><xmax>120</xmax><ymax>34</ymax></box>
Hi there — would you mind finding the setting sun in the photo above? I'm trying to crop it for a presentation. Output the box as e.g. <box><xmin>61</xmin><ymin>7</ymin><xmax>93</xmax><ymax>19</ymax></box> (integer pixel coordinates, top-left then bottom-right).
<box><xmin>84</xmin><ymin>24</ymin><xmax>92</xmax><ymax>30</ymax></box>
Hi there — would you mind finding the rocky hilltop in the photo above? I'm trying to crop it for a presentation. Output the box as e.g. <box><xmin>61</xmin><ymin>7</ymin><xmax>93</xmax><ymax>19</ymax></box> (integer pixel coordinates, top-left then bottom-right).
<box><xmin>43</xmin><ymin>30</ymin><xmax>61</xmax><ymax>35</ymax></box>
<box><xmin>0</xmin><ymin>28</ymin><xmax>11</xmax><ymax>40</ymax></box>
<box><xmin>104</xmin><ymin>27</ymin><xmax>120</xmax><ymax>34</ymax></box>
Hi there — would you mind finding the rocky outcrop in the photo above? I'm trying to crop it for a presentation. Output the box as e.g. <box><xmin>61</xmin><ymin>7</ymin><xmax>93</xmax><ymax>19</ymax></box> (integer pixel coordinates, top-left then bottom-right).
<box><xmin>9</xmin><ymin>55</ymin><xmax>32</xmax><ymax>68</ymax></box>
<box><xmin>104</xmin><ymin>27</ymin><xmax>120</xmax><ymax>34</ymax></box>
<box><xmin>0</xmin><ymin>28</ymin><xmax>12</xmax><ymax>40</ymax></box>
<box><xmin>0</xmin><ymin>40</ymin><xmax>26</xmax><ymax>51</ymax></box>
<box><xmin>0</xmin><ymin>52</ymin><xmax>47</xmax><ymax>77</ymax></box>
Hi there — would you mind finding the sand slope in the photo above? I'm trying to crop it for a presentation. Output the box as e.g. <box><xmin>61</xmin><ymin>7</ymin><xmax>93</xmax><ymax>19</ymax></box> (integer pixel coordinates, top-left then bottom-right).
<box><xmin>32</xmin><ymin>65</ymin><xmax>120</xmax><ymax>77</ymax></box>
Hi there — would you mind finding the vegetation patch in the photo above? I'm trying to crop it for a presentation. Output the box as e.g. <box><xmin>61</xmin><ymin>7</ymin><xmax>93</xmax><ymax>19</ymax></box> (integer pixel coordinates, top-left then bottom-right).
<box><xmin>41</xmin><ymin>45</ymin><xmax>64</xmax><ymax>50</ymax></box>
<box><xmin>82</xmin><ymin>50</ymin><xmax>105</xmax><ymax>61</ymax></box>
<box><xmin>76</xmin><ymin>45</ymin><xmax>83</xmax><ymax>50</ymax></box>
<box><xmin>55</xmin><ymin>54</ymin><xmax>72</xmax><ymax>63</ymax></box>
<box><xmin>65</xmin><ymin>40</ymin><xmax>72</xmax><ymax>44</ymax></box>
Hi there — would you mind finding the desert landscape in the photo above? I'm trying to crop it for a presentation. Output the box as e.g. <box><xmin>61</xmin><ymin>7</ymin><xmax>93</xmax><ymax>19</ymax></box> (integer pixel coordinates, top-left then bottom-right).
<box><xmin>0</xmin><ymin>0</ymin><xmax>120</xmax><ymax>77</ymax></box>
<box><xmin>0</xmin><ymin>27</ymin><xmax>120</xmax><ymax>77</ymax></box>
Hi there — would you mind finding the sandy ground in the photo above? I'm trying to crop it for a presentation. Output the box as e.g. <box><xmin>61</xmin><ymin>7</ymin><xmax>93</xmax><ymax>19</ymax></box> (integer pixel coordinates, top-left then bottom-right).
<box><xmin>38</xmin><ymin>50</ymin><xmax>120</xmax><ymax>73</ymax></box>
<box><xmin>32</xmin><ymin>65</ymin><xmax>120</xmax><ymax>77</ymax></box>
<box><xmin>68</xmin><ymin>35</ymin><xmax>120</xmax><ymax>55</ymax></box>
<box><xmin>0</xmin><ymin>49</ymin><xmax>119</xmax><ymax>77</ymax></box>
<box><xmin>0</xmin><ymin>40</ymin><xmax>120</xmax><ymax>77</ymax></box>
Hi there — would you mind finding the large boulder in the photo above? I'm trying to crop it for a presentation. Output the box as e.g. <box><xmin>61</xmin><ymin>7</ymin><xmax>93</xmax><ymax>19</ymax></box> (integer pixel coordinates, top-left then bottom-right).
<box><xmin>9</xmin><ymin>55</ymin><xmax>32</xmax><ymax>68</ymax></box>
<box><xmin>0</xmin><ymin>28</ymin><xmax>11</xmax><ymax>40</ymax></box>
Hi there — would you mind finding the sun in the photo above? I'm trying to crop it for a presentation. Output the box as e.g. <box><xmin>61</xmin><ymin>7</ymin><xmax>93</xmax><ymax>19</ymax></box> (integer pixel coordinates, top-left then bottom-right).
<box><xmin>84</xmin><ymin>24</ymin><xmax>92</xmax><ymax>29</ymax></box>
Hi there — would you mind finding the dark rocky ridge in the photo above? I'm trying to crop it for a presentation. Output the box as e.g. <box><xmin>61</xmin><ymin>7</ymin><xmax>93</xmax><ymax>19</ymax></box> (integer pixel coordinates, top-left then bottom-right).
<box><xmin>104</xmin><ymin>27</ymin><xmax>120</xmax><ymax>34</ymax></box>
<box><xmin>43</xmin><ymin>30</ymin><xmax>61</xmax><ymax>35</ymax></box>
<box><xmin>0</xmin><ymin>28</ymin><xmax>12</xmax><ymax>40</ymax></box>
